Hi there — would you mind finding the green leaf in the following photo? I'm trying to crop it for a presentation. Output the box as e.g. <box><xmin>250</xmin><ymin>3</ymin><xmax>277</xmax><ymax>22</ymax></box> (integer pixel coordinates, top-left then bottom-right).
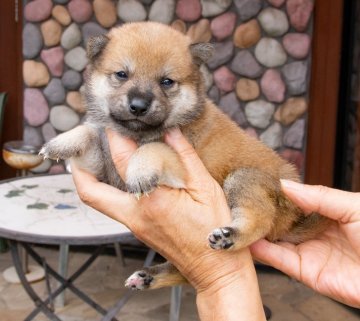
<box><xmin>27</xmin><ymin>203</ymin><xmax>49</xmax><ymax>210</ymax></box>
<box><xmin>5</xmin><ymin>190</ymin><xmax>25</xmax><ymax>198</ymax></box>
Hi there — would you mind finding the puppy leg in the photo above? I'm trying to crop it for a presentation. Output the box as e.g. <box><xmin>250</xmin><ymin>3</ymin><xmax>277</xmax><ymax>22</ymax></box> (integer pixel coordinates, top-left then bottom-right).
<box><xmin>125</xmin><ymin>142</ymin><xmax>185</xmax><ymax>196</ymax></box>
<box><xmin>125</xmin><ymin>261</ymin><xmax>187</xmax><ymax>290</ymax></box>
<box><xmin>40</xmin><ymin>125</ymin><xmax>99</xmax><ymax>160</ymax></box>
<box><xmin>208</xmin><ymin>168</ymin><xmax>282</xmax><ymax>250</ymax></box>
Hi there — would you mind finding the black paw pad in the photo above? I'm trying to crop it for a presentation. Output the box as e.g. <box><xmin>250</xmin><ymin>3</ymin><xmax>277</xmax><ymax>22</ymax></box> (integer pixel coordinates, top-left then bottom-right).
<box><xmin>208</xmin><ymin>227</ymin><xmax>234</xmax><ymax>250</ymax></box>
<box><xmin>125</xmin><ymin>270</ymin><xmax>154</xmax><ymax>290</ymax></box>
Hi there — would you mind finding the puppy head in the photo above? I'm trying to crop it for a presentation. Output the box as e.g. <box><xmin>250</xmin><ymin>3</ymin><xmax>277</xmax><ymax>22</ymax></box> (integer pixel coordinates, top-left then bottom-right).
<box><xmin>84</xmin><ymin>22</ymin><xmax>213</xmax><ymax>140</ymax></box>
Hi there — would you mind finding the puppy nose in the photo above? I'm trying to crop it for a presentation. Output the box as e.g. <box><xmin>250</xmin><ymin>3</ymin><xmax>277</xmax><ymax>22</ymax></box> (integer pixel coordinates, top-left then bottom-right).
<box><xmin>129</xmin><ymin>97</ymin><xmax>151</xmax><ymax>116</ymax></box>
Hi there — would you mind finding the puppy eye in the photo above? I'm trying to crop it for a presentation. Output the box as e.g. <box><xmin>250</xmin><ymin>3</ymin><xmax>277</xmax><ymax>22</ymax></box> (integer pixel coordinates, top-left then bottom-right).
<box><xmin>115</xmin><ymin>71</ymin><xmax>128</xmax><ymax>80</ymax></box>
<box><xmin>160</xmin><ymin>78</ymin><xmax>174</xmax><ymax>88</ymax></box>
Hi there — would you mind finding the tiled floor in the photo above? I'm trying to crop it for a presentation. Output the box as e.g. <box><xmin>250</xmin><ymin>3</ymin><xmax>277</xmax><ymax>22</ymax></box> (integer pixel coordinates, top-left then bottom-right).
<box><xmin>0</xmin><ymin>246</ymin><xmax>359</xmax><ymax>321</ymax></box>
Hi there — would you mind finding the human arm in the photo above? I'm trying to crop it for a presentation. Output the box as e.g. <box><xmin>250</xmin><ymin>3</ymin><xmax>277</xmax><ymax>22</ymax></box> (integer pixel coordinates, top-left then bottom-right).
<box><xmin>71</xmin><ymin>128</ymin><xmax>266</xmax><ymax>321</ymax></box>
<box><xmin>250</xmin><ymin>180</ymin><xmax>360</xmax><ymax>308</ymax></box>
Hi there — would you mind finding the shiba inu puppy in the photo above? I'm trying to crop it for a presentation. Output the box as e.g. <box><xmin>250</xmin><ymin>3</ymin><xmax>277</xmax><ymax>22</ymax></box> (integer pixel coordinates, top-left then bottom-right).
<box><xmin>40</xmin><ymin>22</ymin><xmax>328</xmax><ymax>290</ymax></box>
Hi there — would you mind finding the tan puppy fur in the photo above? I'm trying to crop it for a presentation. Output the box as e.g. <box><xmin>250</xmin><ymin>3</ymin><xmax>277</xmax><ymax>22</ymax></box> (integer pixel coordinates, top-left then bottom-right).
<box><xmin>41</xmin><ymin>22</ymin><xmax>329</xmax><ymax>290</ymax></box>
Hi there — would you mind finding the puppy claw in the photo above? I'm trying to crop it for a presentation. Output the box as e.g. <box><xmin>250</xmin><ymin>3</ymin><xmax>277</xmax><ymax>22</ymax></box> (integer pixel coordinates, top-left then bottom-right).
<box><xmin>208</xmin><ymin>227</ymin><xmax>235</xmax><ymax>250</ymax></box>
<box><xmin>125</xmin><ymin>270</ymin><xmax>154</xmax><ymax>290</ymax></box>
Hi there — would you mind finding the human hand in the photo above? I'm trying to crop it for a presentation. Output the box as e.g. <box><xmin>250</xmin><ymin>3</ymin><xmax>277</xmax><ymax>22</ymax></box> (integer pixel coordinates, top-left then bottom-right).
<box><xmin>250</xmin><ymin>180</ymin><xmax>360</xmax><ymax>308</ymax></box>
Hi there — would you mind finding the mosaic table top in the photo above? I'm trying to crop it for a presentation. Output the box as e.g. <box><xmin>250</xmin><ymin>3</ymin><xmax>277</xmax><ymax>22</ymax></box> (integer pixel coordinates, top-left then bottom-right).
<box><xmin>0</xmin><ymin>174</ymin><xmax>131</xmax><ymax>245</ymax></box>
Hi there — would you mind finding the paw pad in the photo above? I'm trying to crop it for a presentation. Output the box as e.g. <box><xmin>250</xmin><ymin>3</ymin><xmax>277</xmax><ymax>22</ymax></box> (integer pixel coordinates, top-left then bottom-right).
<box><xmin>125</xmin><ymin>270</ymin><xmax>154</xmax><ymax>290</ymax></box>
<box><xmin>208</xmin><ymin>227</ymin><xmax>234</xmax><ymax>250</ymax></box>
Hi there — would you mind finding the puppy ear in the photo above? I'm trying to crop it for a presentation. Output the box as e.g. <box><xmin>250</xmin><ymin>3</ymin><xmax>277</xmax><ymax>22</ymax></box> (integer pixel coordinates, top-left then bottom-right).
<box><xmin>87</xmin><ymin>34</ymin><xmax>109</xmax><ymax>61</ymax></box>
<box><xmin>190</xmin><ymin>43</ymin><xmax>214</xmax><ymax>65</ymax></box>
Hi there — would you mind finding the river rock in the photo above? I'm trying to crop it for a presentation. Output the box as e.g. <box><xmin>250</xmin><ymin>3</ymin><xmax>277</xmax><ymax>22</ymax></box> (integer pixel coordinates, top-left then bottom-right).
<box><xmin>68</xmin><ymin>0</ymin><xmax>93</xmax><ymax>23</ymax></box>
<box><xmin>234</xmin><ymin>0</ymin><xmax>262</xmax><ymax>22</ymax></box>
<box><xmin>200</xmin><ymin>65</ymin><xmax>213</xmax><ymax>91</ymax></box>
<box><xmin>31</xmin><ymin>159</ymin><xmax>52</xmax><ymax>174</ymax></box>
<box><xmin>44</xmin><ymin>78</ymin><xmax>66</xmax><ymax>105</ymax></box>
<box><xmin>50</xmin><ymin>105</ymin><xmax>80</xmax><ymax>131</ymax></box>
<box><xmin>82</xmin><ymin>22</ymin><xmax>107</xmax><ymax>46</ymax></box>
<box><xmin>64</xmin><ymin>46</ymin><xmax>89</xmax><ymax>71</ymax></box>
<box><xmin>274</xmin><ymin>97</ymin><xmax>307</xmax><ymax>125</ymax></box>
<box><xmin>201</xmin><ymin>0</ymin><xmax>232</xmax><ymax>18</ymax></box>
<box><xmin>255</xmin><ymin>38</ymin><xmax>287</xmax><ymax>68</ymax></box>
<box><xmin>23</xmin><ymin>23</ymin><xmax>43</xmax><ymax>59</ymax></box>
<box><xmin>286</xmin><ymin>0</ymin><xmax>314</xmax><ymax>32</ymax></box>
<box><xmin>52</xmin><ymin>5</ymin><xmax>71</xmax><ymax>26</ymax></box>
<box><xmin>149</xmin><ymin>0</ymin><xmax>175</xmax><ymax>24</ymax></box>
<box><xmin>210</xmin><ymin>12</ymin><xmax>237</xmax><ymax>41</ymax></box>
<box><xmin>41</xmin><ymin>47</ymin><xmax>64</xmax><ymax>77</ymax></box>
<box><xmin>281</xmin><ymin>61</ymin><xmax>308</xmax><ymax>95</ymax></box>
<box><xmin>282</xmin><ymin>33</ymin><xmax>311</xmax><ymax>59</ymax></box>
<box><xmin>94</xmin><ymin>0</ymin><xmax>117</xmax><ymax>28</ymax></box>
<box><xmin>49</xmin><ymin>164</ymin><xmax>66</xmax><ymax>174</ymax></box>
<box><xmin>176</xmin><ymin>0</ymin><xmax>201</xmax><ymax>22</ymax></box>
<box><xmin>219</xmin><ymin>92</ymin><xmax>247</xmax><ymax>126</ymax></box>
<box><xmin>230</xmin><ymin>50</ymin><xmax>263</xmax><ymax>78</ymax></box>
<box><xmin>244</xmin><ymin>127</ymin><xmax>258</xmax><ymax>139</ymax></box>
<box><xmin>42</xmin><ymin>122</ymin><xmax>57</xmax><ymax>142</ymax></box>
<box><xmin>283</xmin><ymin>119</ymin><xmax>305</xmax><ymax>149</ymax></box>
<box><xmin>258</xmin><ymin>7</ymin><xmax>289</xmax><ymax>37</ymax></box>
<box><xmin>207</xmin><ymin>86</ymin><xmax>220</xmax><ymax>103</ymax></box>
<box><xmin>187</xmin><ymin>19</ymin><xmax>212</xmax><ymax>43</ymax></box>
<box><xmin>62</xmin><ymin>70</ymin><xmax>83</xmax><ymax>89</ymax></box>
<box><xmin>41</xmin><ymin>19</ymin><xmax>62</xmax><ymax>47</ymax></box>
<box><xmin>24</xmin><ymin>88</ymin><xmax>50</xmax><ymax>127</ymax></box>
<box><xmin>207</xmin><ymin>41</ymin><xmax>234</xmax><ymax>69</ymax></box>
<box><xmin>24</xmin><ymin>0</ymin><xmax>53</xmax><ymax>22</ymax></box>
<box><xmin>24</xmin><ymin>126</ymin><xmax>44</xmax><ymax>147</ymax></box>
<box><xmin>61</xmin><ymin>23</ymin><xmax>82</xmax><ymax>50</ymax></box>
<box><xmin>233</xmin><ymin>19</ymin><xmax>261</xmax><ymax>49</ymax></box>
<box><xmin>260</xmin><ymin>122</ymin><xmax>282</xmax><ymax>149</ymax></box>
<box><xmin>213</xmin><ymin>66</ymin><xmax>236</xmax><ymax>92</ymax></box>
<box><xmin>235</xmin><ymin>78</ymin><xmax>260</xmax><ymax>101</ymax></box>
<box><xmin>245</xmin><ymin>100</ymin><xmax>275</xmax><ymax>128</ymax></box>
<box><xmin>260</xmin><ymin>69</ymin><xmax>285</xmax><ymax>103</ymax></box>
<box><xmin>117</xmin><ymin>0</ymin><xmax>147</xmax><ymax>22</ymax></box>
<box><xmin>23</xmin><ymin>60</ymin><xmax>50</xmax><ymax>87</ymax></box>
<box><xmin>66</xmin><ymin>91</ymin><xmax>86</xmax><ymax>113</ymax></box>
<box><xmin>280</xmin><ymin>149</ymin><xmax>303</xmax><ymax>173</ymax></box>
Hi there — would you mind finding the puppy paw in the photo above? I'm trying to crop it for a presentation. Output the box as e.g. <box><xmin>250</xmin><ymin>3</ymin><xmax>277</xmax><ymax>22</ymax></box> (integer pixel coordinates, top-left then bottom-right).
<box><xmin>125</xmin><ymin>270</ymin><xmax>154</xmax><ymax>290</ymax></box>
<box><xmin>208</xmin><ymin>227</ymin><xmax>235</xmax><ymax>250</ymax></box>
<box><xmin>126</xmin><ymin>171</ymin><xmax>159</xmax><ymax>197</ymax></box>
<box><xmin>40</xmin><ymin>138</ymin><xmax>81</xmax><ymax>161</ymax></box>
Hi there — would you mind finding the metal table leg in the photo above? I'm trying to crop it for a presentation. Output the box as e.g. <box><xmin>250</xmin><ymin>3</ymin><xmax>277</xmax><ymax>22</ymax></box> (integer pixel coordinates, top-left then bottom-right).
<box><xmin>169</xmin><ymin>286</ymin><xmax>182</xmax><ymax>321</ymax></box>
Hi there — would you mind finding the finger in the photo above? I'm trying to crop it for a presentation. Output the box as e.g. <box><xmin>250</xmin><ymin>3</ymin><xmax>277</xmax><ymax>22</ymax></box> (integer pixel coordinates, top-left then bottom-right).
<box><xmin>250</xmin><ymin>239</ymin><xmax>301</xmax><ymax>280</ymax></box>
<box><xmin>281</xmin><ymin>180</ymin><xmax>360</xmax><ymax>223</ymax></box>
<box><xmin>164</xmin><ymin>128</ymin><xmax>217</xmax><ymax>190</ymax></box>
<box><xmin>106</xmin><ymin>129</ymin><xmax>138</xmax><ymax>180</ymax></box>
<box><xmin>70</xmin><ymin>160</ymin><xmax>136</xmax><ymax>225</ymax></box>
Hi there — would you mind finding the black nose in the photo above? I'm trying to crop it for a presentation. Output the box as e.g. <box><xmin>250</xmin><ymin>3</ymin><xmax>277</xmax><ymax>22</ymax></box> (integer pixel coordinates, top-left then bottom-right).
<box><xmin>129</xmin><ymin>97</ymin><xmax>152</xmax><ymax>116</ymax></box>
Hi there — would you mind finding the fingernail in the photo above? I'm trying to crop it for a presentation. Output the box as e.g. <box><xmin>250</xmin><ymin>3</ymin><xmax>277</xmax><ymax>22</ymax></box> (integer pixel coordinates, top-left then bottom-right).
<box><xmin>280</xmin><ymin>179</ymin><xmax>303</xmax><ymax>190</ymax></box>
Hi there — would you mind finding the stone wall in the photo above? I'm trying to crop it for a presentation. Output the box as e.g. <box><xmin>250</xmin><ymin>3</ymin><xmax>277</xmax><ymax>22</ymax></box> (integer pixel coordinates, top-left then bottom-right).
<box><xmin>22</xmin><ymin>0</ymin><xmax>314</xmax><ymax>175</ymax></box>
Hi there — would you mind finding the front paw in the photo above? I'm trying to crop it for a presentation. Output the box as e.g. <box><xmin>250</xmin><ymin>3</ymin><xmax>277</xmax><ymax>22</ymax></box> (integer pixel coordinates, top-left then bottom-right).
<box><xmin>126</xmin><ymin>172</ymin><xmax>159</xmax><ymax>197</ymax></box>
<box><xmin>208</xmin><ymin>227</ymin><xmax>235</xmax><ymax>250</ymax></box>
<box><xmin>125</xmin><ymin>270</ymin><xmax>154</xmax><ymax>290</ymax></box>
<box><xmin>40</xmin><ymin>139</ymin><xmax>80</xmax><ymax>161</ymax></box>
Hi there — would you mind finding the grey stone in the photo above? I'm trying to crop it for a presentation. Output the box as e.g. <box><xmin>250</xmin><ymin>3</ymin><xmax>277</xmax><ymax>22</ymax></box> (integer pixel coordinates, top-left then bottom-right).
<box><xmin>230</xmin><ymin>50</ymin><xmax>263</xmax><ymax>78</ymax></box>
<box><xmin>30</xmin><ymin>158</ymin><xmax>52</xmax><ymax>173</ymax></box>
<box><xmin>282</xmin><ymin>61</ymin><xmax>308</xmax><ymax>95</ymax></box>
<box><xmin>43</xmin><ymin>78</ymin><xmax>66</xmax><ymax>105</ymax></box>
<box><xmin>82</xmin><ymin>22</ymin><xmax>108</xmax><ymax>46</ymax></box>
<box><xmin>148</xmin><ymin>0</ymin><xmax>175</xmax><ymax>24</ymax></box>
<box><xmin>61</xmin><ymin>23</ymin><xmax>82</xmax><ymax>50</ymax></box>
<box><xmin>219</xmin><ymin>92</ymin><xmax>247</xmax><ymax>127</ymax></box>
<box><xmin>61</xmin><ymin>70</ymin><xmax>83</xmax><ymax>90</ymax></box>
<box><xmin>23</xmin><ymin>23</ymin><xmax>43</xmax><ymax>59</ymax></box>
<box><xmin>42</xmin><ymin>122</ymin><xmax>57</xmax><ymax>142</ymax></box>
<box><xmin>260</xmin><ymin>122</ymin><xmax>282</xmax><ymax>149</ymax></box>
<box><xmin>255</xmin><ymin>38</ymin><xmax>287</xmax><ymax>68</ymax></box>
<box><xmin>258</xmin><ymin>8</ymin><xmax>289</xmax><ymax>37</ymax></box>
<box><xmin>117</xmin><ymin>0</ymin><xmax>147</xmax><ymax>22</ymax></box>
<box><xmin>201</xmin><ymin>0</ymin><xmax>232</xmax><ymax>17</ymax></box>
<box><xmin>50</xmin><ymin>105</ymin><xmax>80</xmax><ymax>132</ymax></box>
<box><xmin>284</xmin><ymin>119</ymin><xmax>305</xmax><ymax>149</ymax></box>
<box><xmin>64</xmin><ymin>46</ymin><xmax>89</xmax><ymax>72</ymax></box>
<box><xmin>245</xmin><ymin>100</ymin><xmax>275</xmax><ymax>128</ymax></box>
<box><xmin>207</xmin><ymin>41</ymin><xmax>234</xmax><ymax>69</ymax></box>
<box><xmin>234</xmin><ymin>0</ymin><xmax>262</xmax><ymax>22</ymax></box>
<box><xmin>24</xmin><ymin>126</ymin><xmax>44</xmax><ymax>147</ymax></box>
<box><xmin>207</xmin><ymin>86</ymin><xmax>220</xmax><ymax>103</ymax></box>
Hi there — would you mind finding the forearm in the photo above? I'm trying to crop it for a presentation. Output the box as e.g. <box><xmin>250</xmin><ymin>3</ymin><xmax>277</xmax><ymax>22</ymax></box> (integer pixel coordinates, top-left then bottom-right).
<box><xmin>196</xmin><ymin>257</ymin><xmax>265</xmax><ymax>321</ymax></box>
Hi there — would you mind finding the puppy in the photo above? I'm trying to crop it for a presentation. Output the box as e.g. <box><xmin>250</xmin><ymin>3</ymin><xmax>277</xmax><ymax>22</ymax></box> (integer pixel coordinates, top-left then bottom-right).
<box><xmin>41</xmin><ymin>22</ymin><xmax>328</xmax><ymax>290</ymax></box>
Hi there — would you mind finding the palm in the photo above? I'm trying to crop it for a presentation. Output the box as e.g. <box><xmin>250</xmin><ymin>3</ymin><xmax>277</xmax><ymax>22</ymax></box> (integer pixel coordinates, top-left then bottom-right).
<box><xmin>285</xmin><ymin>222</ymin><xmax>360</xmax><ymax>307</ymax></box>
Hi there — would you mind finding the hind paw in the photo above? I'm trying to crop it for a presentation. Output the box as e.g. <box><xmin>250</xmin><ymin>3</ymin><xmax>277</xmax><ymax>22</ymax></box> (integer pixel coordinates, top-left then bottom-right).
<box><xmin>125</xmin><ymin>270</ymin><xmax>154</xmax><ymax>290</ymax></box>
<box><xmin>208</xmin><ymin>227</ymin><xmax>235</xmax><ymax>250</ymax></box>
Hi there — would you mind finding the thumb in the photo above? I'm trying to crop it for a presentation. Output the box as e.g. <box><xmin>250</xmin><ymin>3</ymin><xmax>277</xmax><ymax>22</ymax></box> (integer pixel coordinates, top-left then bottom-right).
<box><xmin>281</xmin><ymin>180</ymin><xmax>360</xmax><ymax>223</ymax></box>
